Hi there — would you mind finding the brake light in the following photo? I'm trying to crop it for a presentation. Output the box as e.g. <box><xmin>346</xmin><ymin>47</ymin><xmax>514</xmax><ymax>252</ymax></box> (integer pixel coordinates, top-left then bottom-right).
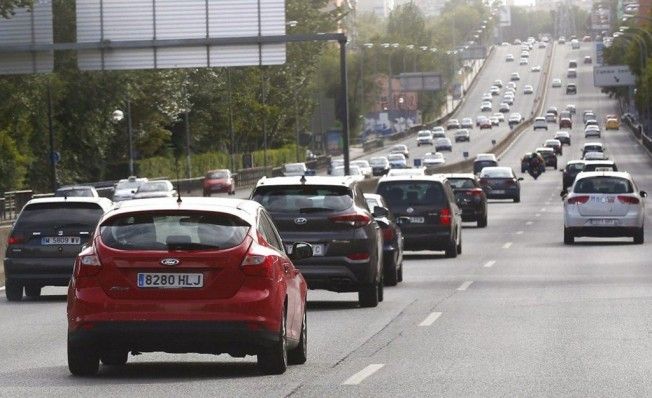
<box><xmin>439</xmin><ymin>208</ymin><xmax>452</xmax><ymax>226</ymax></box>
<box><xmin>7</xmin><ymin>234</ymin><xmax>24</xmax><ymax>245</ymax></box>
<box><xmin>347</xmin><ymin>252</ymin><xmax>370</xmax><ymax>261</ymax></box>
<box><xmin>241</xmin><ymin>247</ymin><xmax>276</xmax><ymax>277</ymax></box>
<box><xmin>618</xmin><ymin>195</ymin><xmax>640</xmax><ymax>204</ymax></box>
<box><xmin>382</xmin><ymin>227</ymin><xmax>395</xmax><ymax>242</ymax></box>
<box><xmin>330</xmin><ymin>213</ymin><xmax>371</xmax><ymax>228</ymax></box>
<box><xmin>568</xmin><ymin>195</ymin><xmax>590</xmax><ymax>204</ymax></box>
<box><xmin>506</xmin><ymin>179</ymin><xmax>517</xmax><ymax>186</ymax></box>
<box><xmin>75</xmin><ymin>246</ymin><xmax>102</xmax><ymax>278</ymax></box>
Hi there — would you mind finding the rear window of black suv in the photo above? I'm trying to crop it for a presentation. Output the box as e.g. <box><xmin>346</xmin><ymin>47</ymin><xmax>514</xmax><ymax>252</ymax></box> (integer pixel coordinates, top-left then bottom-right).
<box><xmin>252</xmin><ymin>185</ymin><xmax>353</xmax><ymax>213</ymax></box>
<box><xmin>14</xmin><ymin>202</ymin><xmax>105</xmax><ymax>232</ymax></box>
<box><xmin>377</xmin><ymin>181</ymin><xmax>446</xmax><ymax>207</ymax></box>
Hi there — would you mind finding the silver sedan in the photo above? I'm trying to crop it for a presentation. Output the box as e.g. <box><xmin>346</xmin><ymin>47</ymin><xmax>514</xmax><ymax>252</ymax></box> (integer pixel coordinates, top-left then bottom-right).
<box><xmin>563</xmin><ymin>171</ymin><xmax>647</xmax><ymax>244</ymax></box>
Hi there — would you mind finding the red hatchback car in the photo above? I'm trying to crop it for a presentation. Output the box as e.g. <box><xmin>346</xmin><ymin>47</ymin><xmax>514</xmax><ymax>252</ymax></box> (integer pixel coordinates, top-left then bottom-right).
<box><xmin>203</xmin><ymin>169</ymin><xmax>235</xmax><ymax>196</ymax></box>
<box><xmin>67</xmin><ymin>197</ymin><xmax>311</xmax><ymax>376</ymax></box>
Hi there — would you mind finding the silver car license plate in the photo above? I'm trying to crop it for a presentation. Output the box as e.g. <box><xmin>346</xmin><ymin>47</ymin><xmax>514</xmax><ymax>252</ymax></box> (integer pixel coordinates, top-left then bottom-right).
<box><xmin>41</xmin><ymin>236</ymin><xmax>81</xmax><ymax>245</ymax></box>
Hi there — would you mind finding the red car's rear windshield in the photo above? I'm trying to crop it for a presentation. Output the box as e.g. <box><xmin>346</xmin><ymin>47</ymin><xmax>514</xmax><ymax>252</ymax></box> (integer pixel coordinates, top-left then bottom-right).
<box><xmin>99</xmin><ymin>211</ymin><xmax>250</xmax><ymax>251</ymax></box>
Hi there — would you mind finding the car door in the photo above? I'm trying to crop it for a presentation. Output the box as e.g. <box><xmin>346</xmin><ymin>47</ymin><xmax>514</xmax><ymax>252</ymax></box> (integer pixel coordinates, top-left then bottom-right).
<box><xmin>259</xmin><ymin>210</ymin><xmax>302</xmax><ymax>340</ymax></box>
<box><xmin>443</xmin><ymin>182</ymin><xmax>462</xmax><ymax>245</ymax></box>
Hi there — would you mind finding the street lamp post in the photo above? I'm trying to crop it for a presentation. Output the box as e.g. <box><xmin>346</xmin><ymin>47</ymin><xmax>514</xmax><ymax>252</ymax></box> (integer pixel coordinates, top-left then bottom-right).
<box><xmin>359</xmin><ymin>43</ymin><xmax>374</xmax><ymax>125</ymax></box>
<box><xmin>112</xmin><ymin>101</ymin><xmax>134</xmax><ymax>176</ymax></box>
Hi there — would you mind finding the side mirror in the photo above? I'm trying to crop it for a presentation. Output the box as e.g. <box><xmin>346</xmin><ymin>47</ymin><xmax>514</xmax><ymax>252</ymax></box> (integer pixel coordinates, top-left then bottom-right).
<box><xmin>560</xmin><ymin>189</ymin><xmax>568</xmax><ymax>198</ymax></box>
<box><xmin>517</xmin><ymin>177</ymin><xmax>524</xmax><ymax>181</ymax></box>
<box><xmin>641</xmin><ymin>191</ymin><xmax>648</xmax><ymax>198</ymax></box>
<box><xmin>131</xmin><ymin>190</ymin><xmax>136</xmax><ymax>194</ymax></box>
<box><xmin>289</xmin><ymin>242</ymin><xmax>312</xmax><ymax>262</ymax></box>
<box><xmin>372</xmin><ymin>206</ymin><xmax>389</xmax><ymax>218</ymax></box>
<box><xmin>560</xmin><ymin>169</ymin><xmax>564</xmax><ymax>172</ymax></box>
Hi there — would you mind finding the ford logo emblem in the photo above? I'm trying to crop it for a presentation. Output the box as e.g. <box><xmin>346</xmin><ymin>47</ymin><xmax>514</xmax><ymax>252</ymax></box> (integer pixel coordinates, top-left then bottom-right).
<box><xmin>294</xmin><ymin>217</ymin><xmax>307</xmax><ymax>225</ymax></box>
<box><xmin>160</xmin><ymin>258</ymin><xmax>180</xmax><ymax>266</ymax></box>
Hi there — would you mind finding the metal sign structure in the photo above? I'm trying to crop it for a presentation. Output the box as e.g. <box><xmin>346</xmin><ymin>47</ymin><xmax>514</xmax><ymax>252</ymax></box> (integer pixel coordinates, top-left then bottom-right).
<box><xmin>399</xmin><ymin>72</ymin><xmax>442</xmax><ymax>91</ymax></box>
<box><xmin>595</xmin><ymin>42</ymin><xmax>605</xmax><ymax>66</ymax></box>
<box><xmin>498</xmin><ymin>4</ymin><xmax>511</xmax><ymax>27</ymax></box>
<box><xmin>0</xmin><ymin>1</ymin><xmax>53</xmax><ymax>74</ymax></box>
<box><xmin>593</xmin><ymin>65</ymin><xmax>636</xmax><ymax>87</ymax></box>
<box><xmin>76</xmin><ymin>0</ymin><xmax>287</xmax><ymax>71</ymax></box>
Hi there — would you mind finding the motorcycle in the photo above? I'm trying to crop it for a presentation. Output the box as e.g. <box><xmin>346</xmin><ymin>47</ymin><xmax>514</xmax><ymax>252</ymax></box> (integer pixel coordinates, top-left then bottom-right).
<box><xmin>528</xmin><ymin>160</ymin><xmax>543</xmax><ymax>179</ymax></box>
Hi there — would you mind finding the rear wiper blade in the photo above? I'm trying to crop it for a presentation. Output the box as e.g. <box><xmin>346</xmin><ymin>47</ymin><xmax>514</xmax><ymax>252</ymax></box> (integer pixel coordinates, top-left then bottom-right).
<box><xmin>299</xmin><ymin>207</ymin><xmax>335</xmax><ymax>213</ymax></box>
<box><xmin>53</xmin><ymin>222</ymin><xmax>91</xmax><ymax>230</ymax></box>
<box><xmin>167</xmin><ymin>243</ymin><xmax>219</xmax><ymax>250</ymax></box>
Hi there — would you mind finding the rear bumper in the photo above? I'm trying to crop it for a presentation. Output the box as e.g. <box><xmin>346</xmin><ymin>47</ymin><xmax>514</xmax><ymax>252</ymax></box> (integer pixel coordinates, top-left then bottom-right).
<box><xmin>295</xmin><ymin>257</ymin><xmax>376</xmax><ymax>292</ymax></box>
<box><xmin>68</xmin><ymin>321</ymin><xmax>279</xmax><ymax>356</ymax></box>
<box><xmin>566</xmin><ymin>226</ymin><xmax>641</xmax><ymax>237</ymax></box>
<box><xmin>4</xmin><ymin>257</ymin><xmax>74</xmax><ymax>286</ymax></box>
<box><xmin>402</xmin><ymin>228</ymin><xmax>452</xmax><ymax>251</ymax></box>
<box><xmin>484</xmin><ymin>188</ymin><xmax>519</xmax><ymax>199</ymax></box>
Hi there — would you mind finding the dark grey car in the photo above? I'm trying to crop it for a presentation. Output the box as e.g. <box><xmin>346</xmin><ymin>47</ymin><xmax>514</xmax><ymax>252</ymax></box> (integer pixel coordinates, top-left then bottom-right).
<box><xmin>4</xmin><ymin>197</ymin><xmax>113</xmax><ymax>301</ymax></box>
<box><xmin>251</xmin><ymin>176</ymin><xmax>384</xmax><ymax>308</ymax></box>
<box><xmin>376</xmin><ymin>175</ymin><xmax>463</xmax><ymax>257</ymax></box>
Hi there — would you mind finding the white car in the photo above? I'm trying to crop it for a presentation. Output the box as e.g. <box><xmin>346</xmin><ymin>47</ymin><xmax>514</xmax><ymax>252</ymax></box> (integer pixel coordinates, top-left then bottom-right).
<box><xmin>113</xmin><ymin>176</ymin><xmax>149</xmax><ymax>202</ymax></box>
<box><xmin>552</xmin><ymin>78</ymin><xmax>562</xmax><ymax>88</ymax></box>
<box><xmin>583</xmin><ymin>151</ymin><xmax>608</xmax><ymax>161</ymax></box>
<box><xmin>510</xmin><ymin>72</ymin><xmax>521</xmax><ymax>81</ymax></box>
<box><xmin>563</xmin><ymin>171</ymin><xmax>646</xmax><ymax>244</ymax></box>
<box><xmin>490</xmin><ymin>86</ymin><xmax>501</xmax><ymax>96</ymax></box>
<box><xmin>493</xmin><ymin>113</ymin><xmax>505</xmax><ymax>122</ymax></box>
<box><xmin>387</xmin><ymin>168</ymin><xmax>425</xmax><ymax>177</ymax></box>
<box><xmin>416</xmin><ymin>130</ymin><xmax>434</xmax><ymax>146</ymax></box>
<box><xmin>519</xmin><ymin>57</ymin><xmax>529</xmax><ymax>65</ymax></box>
<box><xmin>506</xmin><ymin>54</ymin><xmax>514</xmax><ymax>62</ymax></box>
<box><xmin>423</xmin><ymin>152</ymin><xmax>446</xmax><ymax>169</ymax></box>
<box><xmin>461</xmin><ymin>117</ymin><xmax>474</xmax><ymax>129</ymax></box>
<box><xmin>283</xmin><ymin>162</ymin><xmax>310</xmax><ymax>177</ymax></box>
<box><xmin>533</xmin><ymin>117</ymin><xmax>547</xmax><ymax>130</ymax></box>
<box><xmin>582</xmin><ymin>142</ymin><xmax>605</xmax><ymax>157</ymax></box>
<box><xmin>493</xmin><ymin>79</ymin><xmax>503</xmax><ymax>88</ymax></box>
<box><xmin>481</xmin><ymin>101</ymin><xmax>493</xmax><ymax>112</ymax></box>
<box><xmin>523</xmin><ymin>85</ymin><xmax>534</xmax><ymax>94</ymax></box>
<box><xmin>390</xmin><ymin>144</ymin><xmax>410</xmax><ymax>158</ymax></box>
<box><xmin>531</xmin><ymin>65</ymin><xmax>542</xmax><ymax>72</ymax></box>
<box><xmin>331</xmin><ymin>165</ymin><xmax>365</xmax><ymax>181</ymax></box>
<box><xmin>350</xmin><ymin>160</ymin><xmax>372</xmax><ymax>178</ymax></box>
<box><xmin>482</xmin><ymin>93</ymin><xmax>493</xmax><ymax>102</ymax></box>
<box><xmin>434</xmin><ymin>137</ymin><xmax>453</xmax><ymax>152</ymax></box>
<box><xmin>584</xmin><ymin>125</ymin><xmax>601</xmax><ymax>138</ymax></box>
<box><xmin>432</xmin><ymin>126</ymin><xmax>445</xmax><ymax>134</ymax></box>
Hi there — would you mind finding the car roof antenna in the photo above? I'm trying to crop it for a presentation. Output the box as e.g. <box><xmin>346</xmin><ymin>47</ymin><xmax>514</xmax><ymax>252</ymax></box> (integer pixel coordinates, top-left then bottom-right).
<box><xmin>300</xmin><ymin>175</ymin><xmax>307</xmax><ymax>184</ymax></box>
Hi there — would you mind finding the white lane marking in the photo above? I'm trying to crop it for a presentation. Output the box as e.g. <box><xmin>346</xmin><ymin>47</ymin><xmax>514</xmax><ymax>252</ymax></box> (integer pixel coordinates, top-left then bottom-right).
<box><xmin>342</xmin><ymin>364</ymin><xmax>385</xmax><ymax>385</ymax></box>
<box><xmin>526</xmin><ymin>221</ymin><xmax>534</xmax><ymax>225</ymax></box>
<box><xmin>540</xmin><ymin>208</ymin><xmax>547</xmax><ymax>212</ymax></box>
<box><xmin>0</xmin><ymin>286</ymin><xmax>4</xmax><ymax>291</ymax></box>
<box><xmin>503</xmin><ymin>242</ymin><xmax>513</xmax><ymax>249</ymax></box>
<box><xmin>457</xmin><ymin>281</ymin><xmax>474</xmax><ymax>291</ymax></box>
<box><xmin>483</xmin><ymin>260</ymin><xmax>496</xmax><ymax>268</ymax></box>
<box><xmin>515</xmin><ymin>230</ymin><xmax>524</xmax><ymax>235</ymax></box>
<box><xmin>419</xmin><ymin>312</ymin><xmax>443</xmax><ymax>327</ymax></box>
<box><xmin>535</xmin><ymin>213</ymin><xmax>541</xmax><ymax>217</ymax></box>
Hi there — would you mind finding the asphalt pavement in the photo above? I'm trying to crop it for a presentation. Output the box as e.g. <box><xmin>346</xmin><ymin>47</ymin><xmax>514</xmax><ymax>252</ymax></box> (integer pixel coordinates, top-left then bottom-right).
<box><xmin>1</xmin><ymin>41</ymin><xmax>651</xmax><ymax>397</ymax></box>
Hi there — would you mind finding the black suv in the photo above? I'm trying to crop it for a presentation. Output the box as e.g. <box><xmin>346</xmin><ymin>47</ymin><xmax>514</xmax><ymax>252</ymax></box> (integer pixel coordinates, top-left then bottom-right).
<box><xmin>376</xmin><ymin>175</ymin><xmax>462</xmax><ymax>257</ymax></box>
<box><xmin>562</xmin><ymin>161</ymin><xmax>585</xmax><ymax>189</ymax></box>
<box><xmin>251</xmin><ymin>176</ymin><xmax>384</xmax><ymax>308</ymax></box>
<box><xmin>445</xmin><ymin>174</ymin><xmax>488</xmax><ymax>228</ymax></box>
<box><xmin>4</xmin><ymin>197</ymin><xmax>113</xmax><ymax>301</ymax></box>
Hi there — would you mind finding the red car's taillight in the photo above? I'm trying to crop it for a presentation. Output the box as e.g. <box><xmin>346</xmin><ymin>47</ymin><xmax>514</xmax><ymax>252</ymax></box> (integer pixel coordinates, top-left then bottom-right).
<box><xmin>75</xmin><ymin>246</ymin><xmax>102</xmax><ymax>277</ymax></box>
<box><xmin>618</xmin><ymin>195</ymin><xmax>640</xmax><ymax>204</ymax></box>
<box><xmin>330</xmin><ymin>213</ymin><xmax>371</xmax><ymax>228</ymax></box>
<box><xmin>567</xmin><ymin>195</ymin><xmax>590</xmax><ymax>205</ymax></box>
<box><xmin>382</xmin><ymin>227</ymin><xmax>395</xmax><ymax>242</ymax></box>
<box><xmin>439</xmin><ymin>208</ymin><xmax>452</xmax><ymax>226</ymax></box>
<box><xmin>7</xmin><ymin>234</ymin><xmax>24</xmax><ymax>245</ymax></box>
<box><xmin>241</xmin><ymin>244</ymin><xmax>276</xmax><ymax>277</ymax></box>
<box><xmin>470</xmin><ymin>188</ymin><xmax>484</xmax><ymax>197</ymax></box>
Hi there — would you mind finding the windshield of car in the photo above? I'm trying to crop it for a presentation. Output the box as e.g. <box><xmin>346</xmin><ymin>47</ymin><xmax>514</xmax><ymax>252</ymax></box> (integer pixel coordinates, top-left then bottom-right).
<box><xmin>584</xmin><ymin>164</ymin><xmax>616</xmax><ymax>172</ymax></box>
<box><xmin>351</xmin><ymin>160</ymin><xmax>369</xmax><ymax>168</ymax></box>
<box><xmin>116</xmin><ymin>180</ymin><xmax>140</xmax><ymax>191</ymax></box>
<box><xmin>480</xmin><ymin>168</ymin><xmax>513</xmax><ymax>178</ymax></box>
<box><xmin>332</xmin><ymin>166</ymin><xmax>361</xmax><ymax>176</ymax></box>
<box><xmin>15</xmin><ymin>202</ymin><xmax>105</xmax><ymax>231</ymax></box>
<box><xmin>285</xmin><ymin>164</ymin><xmax>305</xmax><ymax>173</ymax></box>
<box><xmin>573</xmin><ymin>177</ymin><xmax>633</xmax><ymax>194</ymax></box>
<box><xmin>388</xmin><ymin>154</ymin><xmax>405</xmax><ymax>161</ymax></box>
<box><xmin>369</xmin><ymin>158</ymin><xmax>388</xmax><ymax>166</ymax></box>
<box><xmin>100</xmin><ymin>211</ymin><xmax>249</xmax><ymax>250</ymax></box>
<box><xmin>207</xmin><ymin>171</ymin><xmax>228</xmax><ymax>179</ymax></box>
<box><xmin>417</xmin><ymin>132</ymin><xmax>431</xmax><ymax>137</ymax></box>
<box><xmin>55</xmin><ymin>188</ymin><xmax>94</xmax><ymax>197</ymax></box>
<box><xmin>253</xmin><ymin>185</ymin><xmax>354</xmax><ymax>214</ymax></box>
<box><xmin>447</xmin><ymin>178</ymin><xmax>477</xmax><ymax>189</ymax></box>
<box><xmin>377</xmin><ymin>181</ymin><xmax>446</xmax><ymax>207</ymax></box>
<box><xmin>138</xmin><ymin>181</ymin><xmax>171</xmax><ymax>192</ymax></box>
<box><xmin>584</xmin><ymin>145</ymin><xmax>603</xmax><ymax>152</ymax></box>
<box><xmin>567</xmin><ymin>163</ymin><xmax>585</xmax><ymax>172</ymax></box>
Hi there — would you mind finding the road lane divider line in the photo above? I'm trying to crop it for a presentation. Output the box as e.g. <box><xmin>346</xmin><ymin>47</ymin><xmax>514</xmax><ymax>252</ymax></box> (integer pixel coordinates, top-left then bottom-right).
<box><xmin>419</xmin><ymin>312</ymin><xmax>442</xmax><ymax>327</ymax></box>
<box><xmin>535</xmin><ymin>213</ymin><xmax>541</xmax><ymax>217</ymax></box>
<box><xmin>342</xmin><ymin>364</ymin><xmax>385</xmax><ymax>385</ymax></box>
<box><xmin>502</xmin><ymin>242</ymin><xmax>513</xmax><ymax>249</ymax></box>
<box><xmin>0</xmin><ymin>286</ymin><xmax>4</xmax><ymax>291</ymax></box>
<box><xmin>540</xmin><ymin>208</ymin><xmax>546</xmax><ymax>212</ymax></box>
<box><xmin>483</xmin><ymin>260</ymin><xmax>496</xmax><ymax>268</ymax></box>
<box><xmin>457</xmin><ymin>281</ymin><xmax>474</xmax><ymax>291</ymax></box>
<box><xmin>516</xmin><ymin>231</ymin><xmax>524</xmax><ymax>235</ymax></box>
<box><xmin>526</xmin><ymin>221</ymin><xmax>534</xmax><ymax>225</ymax></box>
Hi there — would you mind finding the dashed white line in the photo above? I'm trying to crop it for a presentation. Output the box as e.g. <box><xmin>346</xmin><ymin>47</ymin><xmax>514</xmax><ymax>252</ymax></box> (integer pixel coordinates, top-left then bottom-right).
<box><xmin>483</xmin><ymin>260</ymin><xmax>496</xmax><ymax>268</ymax></box>
<box><xmin>526</xmin><ymin>221</ymin><xmax>534</xmax><ymax>225</ymax></box>
<box><xmin>342</xmin><ymin>364</ymin><xmax>385</xmax><ymax>385</ymax></box>
<box><xmin>419</xmin><ymin>312</ymin><xmax>443</xmax><ymax>327</ymax></box>
<box><xmin>0</xmin><ymin>286</ymin><xmax>4</xmax><ymax>291</ymax></box>
<box><xmin>515</xmin><ymin>230</ymin><xmax>524</xmax><ymax>235</ymax></box>
<box><xmin>535</xmin><ymin>213</ymin><xmax>541</xmax><ymax>217</ymax></box>
<box><xmin>503</xmin><ymin>242</ymin><xmax>513</xmax><ymax>249</ymax></box>
<box><xmin>540</xmin><ymin>208</ymin><xmax>547</xmax><ymax>212</ymax></box>
<box><xmin>457</xmin><ymin>281</ymin><xmax>474</xmax><ymax>291</ymax></box>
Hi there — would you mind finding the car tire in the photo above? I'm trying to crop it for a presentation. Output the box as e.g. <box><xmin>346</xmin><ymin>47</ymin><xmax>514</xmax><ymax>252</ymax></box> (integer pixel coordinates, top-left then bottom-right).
<box><xmin>456</xmin><ymin>236</ymin><xmax>462</xmax><ymax>255</ymax></box>
<box><xmin>563</xmin><ymin>228</ymin><xmax>574</xmax><ymax>244</ymax></box>
<box><xmin>203</xmin><ymin>191</ymin><xmax>210</xmax><ymax>197</ymax></box>
<box><xmin>444</xmin><ymin>239</ymin><xmax>458</xmax><ymax>258</ymax></box>
<box><xmin>68</xmin><ymin>338</ymin><xmax>99</xmax><ymax>376</ymax></box>
<box><xmin>101</xmin><ymin>350</ymin><xmax>128</xmax><ymax>366</ymax></box>
<box><xmin>477</xmin><ymin>213</ymin><xmax>488</xmax><ymax>228</ymax></box>
<box><xmin>5</xmin><ymin>280</ymin><xmax>23</xmax><ymax>302</ymax></box>
<box><xmin>397</xmin><ymin>264</ymin><xmax>403</xmax><ymax>283</ymax></box>
<box><xmin>287</xmin><ymin>310</ymin><xmax>307</xmax><ymax>365</ymax></box>
<box><xmin>634</xmin><ymin>227</ymin><xmax>644</xmax><ymax>244</ymax></box>
<box><xmin>358</xmin><ymin>283</ymin><xmax>379</xmax><ymax>308</ymax></box>
<box><xmin>384</xmin><ymin>254</ymin><xmax>399</xmax><ymax>287</ymax></box>
<box><xmin>378</xmin><ymin>275</ymin><xmax>384</xmax><ymax>302</ymax></box>
<box><xmin>514</xmin><ymin>195</ymin><xmax>521</xmax><ymax>203</ymax></box>
<box><xmin>257</xmin><ymin>309</ymin><xmax>288</xmax><ymax>375</ymax></box>
<box><xmin>24</xmin><ymin>286</ymin><xmax>41</xmax><ymax>298</ymax></box>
